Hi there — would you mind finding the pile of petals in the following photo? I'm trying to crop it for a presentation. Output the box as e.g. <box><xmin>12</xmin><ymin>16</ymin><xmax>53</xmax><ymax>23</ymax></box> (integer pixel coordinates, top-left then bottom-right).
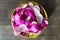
<box><xmin>11</xmin><ymin>2</ymin><xmax>48</xmax><ymax>38</ymax></box>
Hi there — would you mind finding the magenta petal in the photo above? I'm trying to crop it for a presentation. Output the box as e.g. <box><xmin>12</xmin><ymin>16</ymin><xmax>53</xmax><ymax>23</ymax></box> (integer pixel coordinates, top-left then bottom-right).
<box><xmin>24</xmin><ymin>8</ymin><xmax>36</xmax><ymax>20</ymax></box>
<box><xmin>28</xmin><ymin>22</ymin><xmax>39</xmax><ymax>33</ymax></box>
<box><xmin>25</xmin><ymin>21</ymin><xmax>31</xmax><ymax>29</ymax></box>
<box><xmin>40</xmin><ymin>20</ymin><xmax>46</xmax><ymax>27</ymax></box>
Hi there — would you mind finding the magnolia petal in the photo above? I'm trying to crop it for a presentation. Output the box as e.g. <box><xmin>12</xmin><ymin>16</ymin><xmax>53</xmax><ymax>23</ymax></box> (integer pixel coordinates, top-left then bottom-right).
<box><xmin>14</xmin><ymin>30</ymin><xmax>21</xmax><ymax>36</ymax></box>
<box><xmin>18</xmin><ymin>24</ymin><xmax>28</xmax><ymax>32</ymax></box>
<box><xmin>31</xmin><ymin>6</ymin><xmax>43</xmax><ymax>24</ymax></box>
